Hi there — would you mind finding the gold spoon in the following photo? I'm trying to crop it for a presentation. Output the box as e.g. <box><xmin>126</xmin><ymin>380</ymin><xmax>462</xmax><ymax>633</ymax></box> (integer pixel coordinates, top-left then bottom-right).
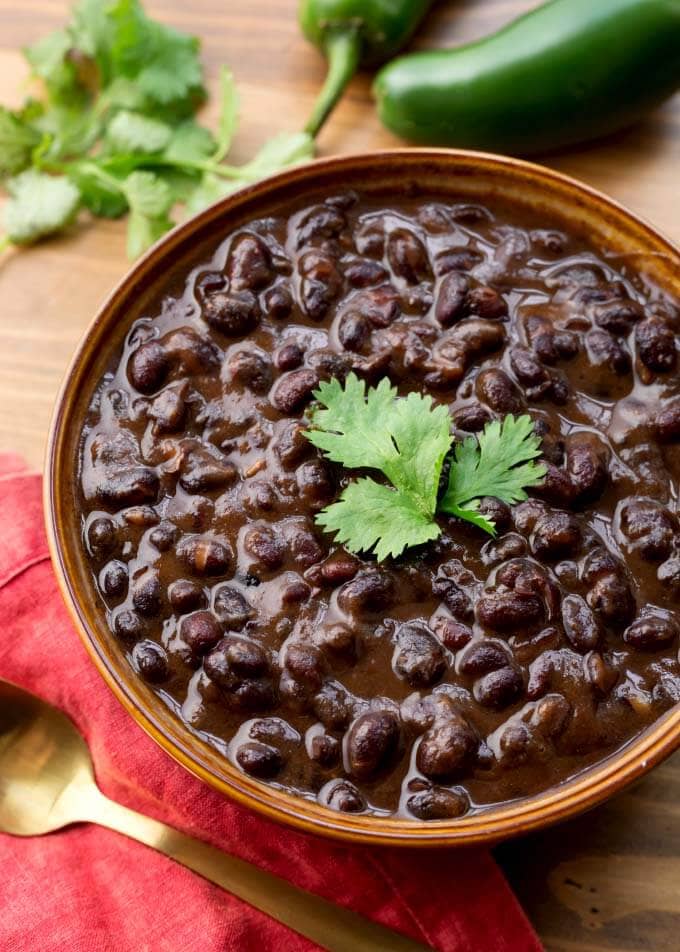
<box><xmin>0</xmin><ymin>678</ymin><xmax>430</xmax><ymax>952</ymax></box>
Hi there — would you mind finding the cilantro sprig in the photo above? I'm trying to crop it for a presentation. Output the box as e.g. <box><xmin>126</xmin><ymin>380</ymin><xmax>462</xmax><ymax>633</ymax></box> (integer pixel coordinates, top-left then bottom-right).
<box><xmin>0</xmin><ymin>0</ymin><xmax>314</xmax><ymax>256</ymax></box>
<box><xmin>306</xmin><ymin>375</ymin><xmax>452</xmax><ymax>561</ymax></box>
<box><xmin>306</xmin><ymin>373</ymin><xmax>546</xmax><ymax>561</ymax></box>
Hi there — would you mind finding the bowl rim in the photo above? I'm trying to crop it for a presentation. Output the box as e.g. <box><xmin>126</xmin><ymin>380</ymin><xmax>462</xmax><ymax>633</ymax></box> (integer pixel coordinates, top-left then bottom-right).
<box><xmin>45</xmin><ymin>147</ymin><xmax>680</xmax><ymax>847</ymax></box>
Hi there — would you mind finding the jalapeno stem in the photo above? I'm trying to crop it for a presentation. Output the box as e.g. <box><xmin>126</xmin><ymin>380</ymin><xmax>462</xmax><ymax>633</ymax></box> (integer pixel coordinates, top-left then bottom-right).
<box><xmin>304</xmin><ymin>29</ymin><xmax>361</xmax><ymax>139</ymax></box>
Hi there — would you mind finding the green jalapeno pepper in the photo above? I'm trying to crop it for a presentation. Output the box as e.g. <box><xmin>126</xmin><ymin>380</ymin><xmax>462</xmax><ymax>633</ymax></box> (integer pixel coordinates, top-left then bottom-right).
<box><xmin>300</xmin><ymin>0</ymin><xmax>435</xmax><ymax>137</ymax></box>
<box><xmin>374</xmin><ymin>0</ymin><xmax>680</xmax><ymax>155</ymax></box>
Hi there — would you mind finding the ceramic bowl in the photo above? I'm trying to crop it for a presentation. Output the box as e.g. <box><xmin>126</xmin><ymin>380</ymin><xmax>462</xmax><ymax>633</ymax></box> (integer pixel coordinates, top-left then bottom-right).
<box><xmin>46</xmin><ymin>149</ymin><xmax>680</xmax><ymax>846</ymax></box>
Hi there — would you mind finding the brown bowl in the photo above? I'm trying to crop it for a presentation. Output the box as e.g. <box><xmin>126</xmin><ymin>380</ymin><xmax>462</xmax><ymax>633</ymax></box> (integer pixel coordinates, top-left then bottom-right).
<box><xmin>46</xmin><ymin>149</ymin><xmax>680</xmax><ymax>847</ymax></box>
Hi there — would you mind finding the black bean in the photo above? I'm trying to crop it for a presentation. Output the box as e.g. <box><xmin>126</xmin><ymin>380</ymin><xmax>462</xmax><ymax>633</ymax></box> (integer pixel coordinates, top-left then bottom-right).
<box><xmin>275</xmin><ymin>342</ymin><xmax>305</xmax><ymax>371</ymax></box>
<box><xmin>344</xmin><ymin>258</ymin><xmax>388</xmax><ymax>287</ymax></box>
<box><xmin>100</xmin><ymin>560</ymin><xmax>128</xmax><ymax>598</ymax></box>
<box><xmin>594</xmin><ymin>300</ymin><xmax>642</xmax><ymax>334</ymax></box>
<box><xmin>407</xmin><ymin>787</ymin><xmax>469</xmax><ymax>820</ymax></box>
<box><xmin>338</xmin><ymin>311</ymin><xmax>370</xmax><ymax>351</ymax></box>
<box><xmin>386</xmin><ymin>228</ymin><xmax>431</xmax><ymax>283</ymax></box>
<box><xmin>178</xmin><ymin>535</ymin><xmax>232</xmax><ymax>577</ymax></box>
<box><xmin>586</xmin><ymin>330</ymin><xmax>631</xmax><ymax>375</ymax></box>
<box><xmin>510</xmin><ymin>347</ymin><xmax>551</xmax><ymax>391</ymax></box>
<box><xmin>562</xmin><ymin>594</ymin><xmax>600</xmax><ymax>653</ymax></box>
<box><xmin>213</xmin><ymin>585</ymin><xmax>253</xmax><ymax>629</ymax></box>
<box><xmin>432</xmin><ymin>577</ymin><xmax>472</xmax><ymax>621</ymax></box>
<box><xmin>314</xmin><ymin>623</ymin><xmax>360</xmax><ymax>665</ymax></box>
<box><xmin>337</xmin><ymin>571</ymin><xmax>395</xmax><ymax>615</ymax></box>
<box><xmin>181</xmin><ymin>611</ymin><xmax>223</xmax><ymax>657</ymax></box>
<box><xmin>477</xmin><ymin>591</ymin><xmax>545</xmax><ymax>632</ymax></box>
<box><xmin>284</xmin><ymin>642</ymin><xmax>326</xmax><ymax>691</ymax></box>
<box><xmin>584</xmin><ymin>652</ymin><xmax>619</xmax><ymax>697</ymax></box>
<box><xmin>454</xmin><ymin>404</ymin><xmax>492</xmax><ymax>433</ymax></box>
<box><xmin>236</xmin><ymin>741</ymin><xmax>283</xmax><ymax>778</ymax></box>
<box><xmin>227</xmin><ymin>233</ymin><xmax>273</xmax><ymax>291</ymax></box>
<box><xmin>243</xmin><ymin>524</ymin><xmax>286</xmax><ymax>571</ymax></box>
<box><xmin>295</xmin><ymin>204</ymin><xmax>345</xmax><ymax>247</ymax></box>
<box><xmin>296</xmin><ymin>459</ymin><xmax>334</xmax><ymax>509</ymax></box>
<box><xmin>127</xmin><ymin>341</ymin><xmax>169</xmax><ymax>394</ymax></box>
<box><xmin>179</xmin><ymin>450</ymin><xmax>238</xmax><ymax>495</ymax></box>
<box><xmin>474</xmin><ymin>666</ymin><xmax>524</xmax><ymax>710</ymax></box>
<box><xmin>566</xmin><ymin>434</ymin><xmax>607</xmax><ymax>503</ymax></box>
<box><xmin>87</xmin><ymin>517</ymin><xmax>117</xmax><ymax>557</ymax></box>
<box><xmin>587</xmin><ymin>573</ymin><xmax>635</xmax><ymax>628</ymax></box>
<box><xmin>202</xmin><ymin>290</ymin><xmax>260</xmax><ymax>336</ymax></box>
<box><xmin>635</xmin><ymin>319</ymin><xmax>676</xmax><ymax>373</ymax></box>
<box><xmin>476</xmin><ymin>368</ymin><xmax>523</xmax><ymax>413</ymax></box>
<box><xmin>498</xmin><ymin>722</ymin><xmax>533</xmax><ymax>765</ymax></box>
<box><xmin>131</xmin><ymin>570</ymin><xmax>162</xmax><ymax>617</ymax></box>
<box><xmin>113</xmin><ymin>608</ymin><xmax>143</xmax><ymax>643</ymax></box>
<box><xmin>655</xmin><ymin>398</ymin><xmax>680</xmax><ymax>442</ymax></box>
<box><xmin>149</xmin><ymin>521</ymin><xmax>178</xmax><ymax>552</ymax></box>
<box><xmin>270</xmin><ymin>369</ymin><xmax>319</xmax><ymax>414</ymax></box>
<box><xmin>532</xmin><ymin>693</ymin><xmax>571</xmax><ymax>736</ymax></box>
<box><xmin>346</xmin><ymin>710</ymin><xmax>401</xmax><ymax>780</ymax></box>
<box><xmin>435</xmin><ymin>272</ymin><xmax>469</xmax><ymax>326</ymax></box>
<box><xmin>619</xmin><ymin>499</ymin><xmax>676</xmax><ymax>562</ymax></box>
<box><xmin>309</xmin><ymin>733</ymin><xmax>340</xmax><ymax>767</ymax></box>
<box><xmin>457</xmin><ymin>640</ymin><xmax>511</xmax><ymax>676</ymax></box>
<box><xmin>299</xmin><ymin>252</ymin><xmax>342</xmax><ymax>321</ymax></box>
<box><xmin>96</xmin><ymin>467</ymin><xmax>159</xmax><ymax>510</ymax></box>
<box><xmin>531</xmin><ymin>511</ymin><xmax>581</xmax><ymax>560</ymax></box>
<box><xmin>623</xmin><ymin>612</ymin><xmax>679</xmax><ymax>651</ymax></box>
<box><xmin>312</xmin><ymin>681</ymin><xmax>354</xmax><ymax>730</ymax></box>
<box><xmin>263</xmin><ymin>282</ymin><xmax>294</xmax><ymax>321</ymax></box>
<box><xmin>466</xmin><ymin>285</ymin><xmax>508</xmax><ymax>320</ymax></box>
<box><xmin>227</xmin><ymin>349</ymin><xmax>273</xmax><ymax>393</ymax></box>
<box><xmin>169</xmin><ymin>579</ymin><xmax>206</xmax><ymax>614</ymax></box>
<box><xmin>416</xmin><ymin>718</ymin><xmax>477</xmax><ymax>781</ymax></box>
<box><xmin>133</xmin><ymin>640</ymin><xmax>170</xmax><ymax>684</ymax></box>
<box><xmin>324</xmin><ymin>779</ymin><xmax>366</xmax><ymax>813</ymax></box>
<box><xmin>431</xmin><ymin>616</ymin><xmax>473</xmax><ymax>651</ymax></box>
<box><xmin>531</xmin><ymin>462</ymin><xmax>576</xmax><ymax>508</ymax></box>
<box><xmin>393</xmin><ymin>621</ymin><xmax>447</xmax><ymax>689</ymax></box>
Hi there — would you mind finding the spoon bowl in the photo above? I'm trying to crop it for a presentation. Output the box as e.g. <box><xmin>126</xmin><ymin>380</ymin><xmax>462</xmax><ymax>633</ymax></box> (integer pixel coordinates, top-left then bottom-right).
<box><xmin>0</xmin><ymin>680</ymin><xmax>93</xmax><ymax>836</ymax></box>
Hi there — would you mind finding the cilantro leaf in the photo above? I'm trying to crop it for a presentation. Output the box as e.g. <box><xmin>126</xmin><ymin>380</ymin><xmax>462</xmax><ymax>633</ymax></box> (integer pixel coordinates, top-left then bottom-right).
<box><xmin>3</xmin><ymin>170</ymin><xmax>80</xmax><ymax>243</ymax></box>
<box><xmin>441</xmin><ymin>414</ymin><xmax>546</xmax><ymax>535</ymax></box>
<box><xmin>0</xmin><ymin>0</ymin><xmax>317</xmax><ymax>255</ymax></box>
<box><xmin>106</xmin><ymin>110</ymin><xmax>172</xmax><ymax>154</ymax></box>
<box><xmin>306</xmin><ymin>373</ymin><xmax>452</xmax><ymax>559</ymax></box>
<box><xmin>316</xmin><ymin>478</ymin><xmax>442</xmax><ymax>563</ymax></box>
<box><xmin>213</xmin><ymin>66</ymin><xmax>239</xmax><ymax>162</ymax></box>
<box><xmin>69</xmin><ymin>162</ymin><xmax>128</xmax><ymax>217</ymax></box>
<box><xmin>0</xmin><ymin>107</ymin><xmax>41</xmax><ymax>176</ymax></box>
<box><xmin>122</xmin><ymin>169</ymin><xmax>173</xmax><ymax>257</ymax></box>
<box><xmin>163</xmin><ymin>121</ymin><xmax>216</xmax><ymax>164</ymax></box>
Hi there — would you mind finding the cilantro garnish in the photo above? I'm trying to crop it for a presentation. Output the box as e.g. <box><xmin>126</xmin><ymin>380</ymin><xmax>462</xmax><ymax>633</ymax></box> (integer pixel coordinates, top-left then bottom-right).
<box><xmin>440</xmin><ymin>414</ymin><xmax>546</xmax><ymax>535</ymax></box>
<box><xmin>305</xmin><ymin>374</ymin><xmax>545</xmax><ymax>561</ymax></box>
<box><xmin>306</xmin><ymin>374</ymin><xmax>452</xmax><ymax>561</ymax></box>
<box><xmin>0</xmin><ymin>1</ymin><xmax>314</xmax><ymax>256</ymax></box>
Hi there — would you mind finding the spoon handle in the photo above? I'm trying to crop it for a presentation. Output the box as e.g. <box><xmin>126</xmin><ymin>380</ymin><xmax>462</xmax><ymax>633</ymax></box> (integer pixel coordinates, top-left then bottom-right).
<box><xmin>80</xmin><ymin>787</ymin><xmax>430</xmax><ymax>952</ymax></box>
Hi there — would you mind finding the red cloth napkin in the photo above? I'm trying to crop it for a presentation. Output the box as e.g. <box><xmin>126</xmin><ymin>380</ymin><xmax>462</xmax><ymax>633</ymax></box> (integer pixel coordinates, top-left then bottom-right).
<box><xmin>0</xmin><ymin>453</ymin><xmax>542</xmax><ymax>952</ymax></box>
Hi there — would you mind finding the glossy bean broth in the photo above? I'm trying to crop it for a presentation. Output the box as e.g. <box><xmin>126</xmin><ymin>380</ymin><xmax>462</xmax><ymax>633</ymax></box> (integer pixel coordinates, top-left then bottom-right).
<box><xmin>78</xmin><ymin>191</ymin><xmax>680</xmax><ymax>821</ymax></box>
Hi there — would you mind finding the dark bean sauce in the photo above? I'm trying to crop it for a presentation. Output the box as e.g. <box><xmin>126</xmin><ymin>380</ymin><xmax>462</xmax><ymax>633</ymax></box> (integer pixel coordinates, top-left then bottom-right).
<box><xmin>78</xmin><ymin>191</ymin><xmax>680</xmax><ymax>820</ymax></box>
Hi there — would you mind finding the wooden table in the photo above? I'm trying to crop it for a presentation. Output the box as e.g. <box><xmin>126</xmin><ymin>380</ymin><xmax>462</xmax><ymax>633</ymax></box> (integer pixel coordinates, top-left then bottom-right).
<box><xmin>0</xmin><ymin>2</ymin><xmax>678</xmax><ymax>949</ymax></box>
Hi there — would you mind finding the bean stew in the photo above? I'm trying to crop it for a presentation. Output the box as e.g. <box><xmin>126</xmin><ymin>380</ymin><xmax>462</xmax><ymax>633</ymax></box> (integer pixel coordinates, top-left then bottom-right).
<box><xmin>78</xmin><ymin>190</ymin><xmax>680</xmax><ymax>821</ymax></box>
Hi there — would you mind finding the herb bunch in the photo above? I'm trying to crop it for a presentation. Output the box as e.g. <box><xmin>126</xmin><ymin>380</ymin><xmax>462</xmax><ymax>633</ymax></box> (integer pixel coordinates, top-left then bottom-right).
<box><xmin>306</xmin><ymin>373</ymin><xmax>546</xmax><ymax>560</ymax></box>
<box><xmin>0</xmin><ymin>0</ymin><xmax>314</xmax><ymax>257</ymax></box>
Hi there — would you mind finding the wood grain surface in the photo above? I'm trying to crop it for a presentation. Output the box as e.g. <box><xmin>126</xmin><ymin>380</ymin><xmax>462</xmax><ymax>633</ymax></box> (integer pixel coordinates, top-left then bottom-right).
<box><xmin>0</xmin><ymin>2</ymin><xmax>678</xmax><ymax>949</ymax></box>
